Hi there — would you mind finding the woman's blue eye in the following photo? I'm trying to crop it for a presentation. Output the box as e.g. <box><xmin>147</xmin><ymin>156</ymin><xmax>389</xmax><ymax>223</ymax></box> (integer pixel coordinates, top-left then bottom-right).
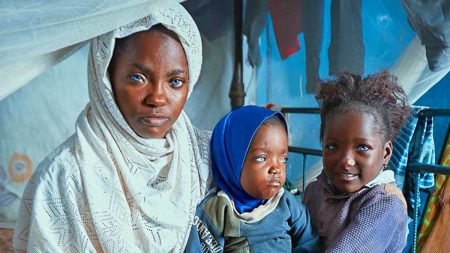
<box><xmin>357</xmin><ymin>145</ymin><xmax>369</xmax><ymax>152</ymax></box>
<box><xmin>281</xmin><ymin>157</ymin><xmax>288</xmax><ymax>164</ymax></box>
<box><xmin>170</xmin><ymin>78</ymin><xmax>184</xmax><ymax>88</ymax></box>
<box><xmin>255</xmin><ymin>156</ymin><xmax>267</xmax><ymax>162</ymax></box>
<box><xmin>129</xmin><ymin>74</ymin><xmax>144</xmax><ymax>82</ymax></box>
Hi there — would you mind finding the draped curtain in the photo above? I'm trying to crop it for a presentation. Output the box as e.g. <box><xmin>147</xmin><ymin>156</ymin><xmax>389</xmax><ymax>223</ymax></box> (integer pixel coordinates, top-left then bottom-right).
<box><xmin>0</xmin><ymin>0</ymin><xmax>164</xmax><ymax>100</ymax></box>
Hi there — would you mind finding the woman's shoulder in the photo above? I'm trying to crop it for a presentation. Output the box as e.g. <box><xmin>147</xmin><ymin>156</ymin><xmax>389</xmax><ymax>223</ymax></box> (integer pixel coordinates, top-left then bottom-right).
<box><xmin>188</xmin><ymin>126</ymin><xmax>211</xmax><ymax>156</ymax></box>
<box><xmin>193</xmin><ymin>127</ymin><xmax>212</xmax><ymax>141</ymax></box>
<box><xmin>39</xmin><ymin>135</ymin><xmax>78</xmax><ymax>172</ymax></box>
<box><xmin>191</xmin><ymin>127</ymin><xmax>212</xmax><ymax>153</ymax></box>
<box><xmin>28</xmin><ymin>135</ymin><xmax>82</xmax><ymax>197</ymax></box>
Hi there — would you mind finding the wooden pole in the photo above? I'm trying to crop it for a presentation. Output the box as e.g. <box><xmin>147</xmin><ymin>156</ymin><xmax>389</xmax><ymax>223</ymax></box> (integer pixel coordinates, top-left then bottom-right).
<box><xmin>229</xmin><ymin>0</ymin><xmax>245</xmax><ymax>110</ymax></box>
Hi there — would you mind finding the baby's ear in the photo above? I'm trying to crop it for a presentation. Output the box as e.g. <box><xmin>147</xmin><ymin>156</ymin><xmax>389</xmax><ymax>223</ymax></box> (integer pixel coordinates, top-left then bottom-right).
<box><xmin>383</xmin><ymin>141</ymin><xmax>393</xmax><ymax>164</ymax></box>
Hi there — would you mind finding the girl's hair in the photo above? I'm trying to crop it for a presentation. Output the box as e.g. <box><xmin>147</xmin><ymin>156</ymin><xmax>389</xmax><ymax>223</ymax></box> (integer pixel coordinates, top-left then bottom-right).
<box><xmin>316</xmin><ymin>71</ymin><xmax>411</xmax><ymax>142</ymax></box>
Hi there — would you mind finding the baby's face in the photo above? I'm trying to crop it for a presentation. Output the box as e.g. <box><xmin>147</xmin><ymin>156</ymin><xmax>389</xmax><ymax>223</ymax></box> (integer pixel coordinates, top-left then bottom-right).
<box><xmin>322</xmin><ymin>111</ymin><xmax>392</xmax><ymax>193</ymax></box>
<box><xmin>240</xmin><ymin>123</ymin><xmax>288</xmax><ymax>199</ymax></box>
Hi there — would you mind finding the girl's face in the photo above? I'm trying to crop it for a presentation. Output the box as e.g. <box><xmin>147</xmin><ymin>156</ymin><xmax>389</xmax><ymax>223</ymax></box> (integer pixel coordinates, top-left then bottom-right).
<box><xmin>110</xmin><ymin>29</ymin><xmax>189</xmax><ymax>139</ymax></box>
<box><xmin>240</xmin><ymin>123</ymin><xmax>288</xmax><ymax>199</ymax></box>
<box><xmin>322</xmin><ymin>111</ymin><xmax>392</xmax><ymax>193</ymax></box>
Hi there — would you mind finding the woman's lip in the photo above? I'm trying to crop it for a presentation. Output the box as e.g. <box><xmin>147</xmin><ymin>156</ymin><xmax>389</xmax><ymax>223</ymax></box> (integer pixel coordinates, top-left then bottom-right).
<box><xmin>139</xmin><ymin>116</ymin><xmax>168</xmax><ymax>126</ymax></box>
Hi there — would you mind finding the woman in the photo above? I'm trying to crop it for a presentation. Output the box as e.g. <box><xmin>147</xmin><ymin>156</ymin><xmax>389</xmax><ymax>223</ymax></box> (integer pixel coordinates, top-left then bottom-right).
<box><xmin>13</xmin><ymin>1</ymin><xmax>211</xmax><ymax>252</ymax></box>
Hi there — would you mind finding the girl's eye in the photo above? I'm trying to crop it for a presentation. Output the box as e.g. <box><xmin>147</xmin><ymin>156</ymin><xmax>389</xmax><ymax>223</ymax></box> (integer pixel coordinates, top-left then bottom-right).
<box><xmin>325</xmin><ymin>144</ymin><xmax>337</xmax><ymax>151</ymax></box>
<box><xmin>356</xmin><ymin>145</ymin><xmax>370</xmax><ymax>152</ymax></box>
<box><xmin>169</xmin><ymin>78</ymin><xmax>184</xmax><ymax>88</ymax></box>
<box><xmin>129</xmin><ymin>74</ymin><xmax>145</xmax><ymax>83</ymax></box>
<box><xmin>281</xmin><ymin>157</ymin><xmax>288</xmax><ymax>164</ymax></box>
<box><xmin>255</xmin><ymin>156</ymin><xmax>267</xmax><ymax>162</ymax></box>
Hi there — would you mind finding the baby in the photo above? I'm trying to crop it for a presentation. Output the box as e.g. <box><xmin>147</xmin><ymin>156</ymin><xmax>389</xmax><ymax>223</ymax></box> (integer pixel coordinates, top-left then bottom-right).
<box><xmin>186</xmin><ymin>105</ymin><xmax>320</xmax><ymax>252</ymax></box>
<box><xmin>303</xmin><ymin>71</ymin><xmax>410</xmax><ymax>252</ymax></box>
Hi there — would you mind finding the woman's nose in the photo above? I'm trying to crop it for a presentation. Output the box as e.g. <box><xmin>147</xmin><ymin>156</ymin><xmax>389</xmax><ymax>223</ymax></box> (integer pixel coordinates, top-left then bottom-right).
<box><xmin>144</xmin><ymin>82</ymin><xmax>167</xmax><ymax>107</ymax></box>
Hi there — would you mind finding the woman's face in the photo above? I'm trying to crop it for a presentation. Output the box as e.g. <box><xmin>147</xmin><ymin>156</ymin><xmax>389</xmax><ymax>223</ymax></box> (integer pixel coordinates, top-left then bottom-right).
<box><xmin>109</xmin><ymin>28</ymin><xmax>189</xmax><ymax>138</ymax></box>
<box><xmin>240</xmin><ymin>123</ymin><xmax>288</xmax><ymax>199</ymax></box>
<box><xmin>322</xmin><ymin>111</ymin><xmax>392</xmax><ymax>193</ymax></box>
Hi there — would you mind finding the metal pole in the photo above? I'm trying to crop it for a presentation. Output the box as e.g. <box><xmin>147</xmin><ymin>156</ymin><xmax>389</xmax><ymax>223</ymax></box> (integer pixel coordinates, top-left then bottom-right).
<box><xmin>229</xmin><ymin>0</ymin><xmax>245</xmax><ymax>110</ymax></box>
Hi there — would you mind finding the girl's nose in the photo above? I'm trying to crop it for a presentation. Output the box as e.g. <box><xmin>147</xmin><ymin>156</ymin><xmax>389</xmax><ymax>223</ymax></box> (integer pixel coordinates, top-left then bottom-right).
<box><xmin>346</xmin><ymin>159</ymin><xmax>356</xmax><ymax>166</ymax></box>
<box><xmin>337</xmin><ymin>148</ymin><xmax>356</xmax><ymax>167</ymax></box>
<box><xmin>340</xmin><ymin>151</ymin><xmax>356</xmax><ymax>167</ymax></box>
<box><xmin>144</xmin><ymin>82</ymin><xmax>167</xmax><ymax>107</ymax></box>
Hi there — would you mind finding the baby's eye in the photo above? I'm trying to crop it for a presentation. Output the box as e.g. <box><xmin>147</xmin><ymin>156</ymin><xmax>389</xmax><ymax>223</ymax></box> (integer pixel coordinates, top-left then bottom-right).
<box><xmin>325</xmin><ymin>144</ymin><xmax>337</xmax><ymax>151</ymax></box>
<box><xmin>129</xmin><ymin>74</ymin><xmax>145</xmax><ymax>83</ymax></box>
<box><xmin>356</xmin><ymin>145</ymin><xmax>370</xmax><ymax>152</ymax></box>
<box><xmin>281</xmin><ymin>157</ymin><xmax>288</xmax><ymax>164</ymax></box>
<box><xmin>255</xmin><ymin>156</ymin><xmax>267</xmax><ymax>162</ymax></box>
<box><xmin>169</xmin><ymin>78</ymin><xmax>184</xmax><ymax>88</ymax></box>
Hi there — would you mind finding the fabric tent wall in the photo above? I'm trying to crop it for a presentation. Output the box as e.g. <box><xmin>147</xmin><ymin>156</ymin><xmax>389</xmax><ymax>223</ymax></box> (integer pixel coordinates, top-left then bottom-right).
<box><xmin>0</xmin><ymin>46</ymin><xmax>89</xmax><ymax>225</ymax></box>
<box><xmin>0</xmin><ymin>0</ymin><xmax>161</xmax><ymax>101</ymax></box>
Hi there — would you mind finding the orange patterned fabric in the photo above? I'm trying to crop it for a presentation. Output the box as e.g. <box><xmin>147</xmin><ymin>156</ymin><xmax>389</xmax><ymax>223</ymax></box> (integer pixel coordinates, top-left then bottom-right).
<box><xmin>417</xmin><ymin>131</ymin><xmax>450</xmax><ymax>252</ymax></box>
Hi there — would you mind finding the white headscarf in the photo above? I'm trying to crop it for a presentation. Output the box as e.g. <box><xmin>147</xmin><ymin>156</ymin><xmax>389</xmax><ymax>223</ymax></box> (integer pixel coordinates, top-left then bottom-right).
<box><xmin>14</xmin><ymin>1</ymin><xmax>210</xmax><ymax>252</ymax></box>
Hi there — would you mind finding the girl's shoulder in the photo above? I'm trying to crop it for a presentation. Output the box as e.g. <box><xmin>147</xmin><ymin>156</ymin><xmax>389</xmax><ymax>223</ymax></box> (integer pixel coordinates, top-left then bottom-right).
<box><xmin>355</xmin><ymin>184</ymin><xmax>408</xmax><ymax>215</ymax></box>
<box><xmin>302</xmin><ymin>175</ymin><xmax>329</xmax><ymax>204</ymax></box>
<box><xmin>382</xmin><ymin>183</ymin><xmax>407</xmax><ymax>210</ymax></box>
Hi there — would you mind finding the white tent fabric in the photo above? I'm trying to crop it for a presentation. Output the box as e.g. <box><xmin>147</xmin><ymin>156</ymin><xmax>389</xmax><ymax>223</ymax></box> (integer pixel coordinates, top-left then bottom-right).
<box><xmin>391</xmin><ymin>36</ymin><xmax>450</xmax><ymax>103</ymax></box>
<box><xmin>0</xmin><ymin>0</ymin><xmax>176</xmax><ymax>100</ymax></box>
<box><xmin>0</xmin><ymin>43</ymin><xmax>84</xmax><ymax>101</ymax></box>
<box><xmin>0</xmin><ymin>45</ymin><xmax>90</xmax><ymax>226</ymax></box>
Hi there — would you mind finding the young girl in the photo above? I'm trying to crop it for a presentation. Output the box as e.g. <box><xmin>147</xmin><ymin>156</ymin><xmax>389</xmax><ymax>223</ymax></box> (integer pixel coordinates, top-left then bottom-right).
<box><xmin>186</xmin><ymin>105</ymin><xmax>320</xmax><ymax>252</ymax></box>
<box><xmin>303</xmin><ymin>71</ymin><xmax>410</xmax><ymax>252</ymax></box>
